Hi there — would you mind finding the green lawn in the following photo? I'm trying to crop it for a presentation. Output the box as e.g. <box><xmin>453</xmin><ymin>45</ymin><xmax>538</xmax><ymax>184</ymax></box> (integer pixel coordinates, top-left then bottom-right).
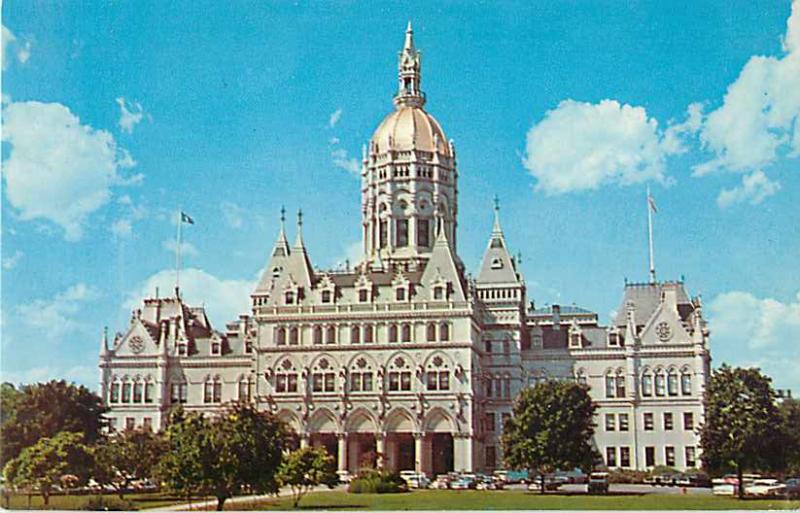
<box><xmin>236</xmin><ymin>490</ymin><xmax>800</xmax><ymax>511</ymax></box>
<box><xmin>4</xmin><ymin>491</ymin><xmax>204</xmax><ymax>510</ymax></box>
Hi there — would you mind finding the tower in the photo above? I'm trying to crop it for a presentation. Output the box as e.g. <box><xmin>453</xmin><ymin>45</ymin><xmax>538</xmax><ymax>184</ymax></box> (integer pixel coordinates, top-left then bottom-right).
<box><xmin>362</xmin><ymin>23</ymin><xmax>458</xmax><ymax>269</ymax></box>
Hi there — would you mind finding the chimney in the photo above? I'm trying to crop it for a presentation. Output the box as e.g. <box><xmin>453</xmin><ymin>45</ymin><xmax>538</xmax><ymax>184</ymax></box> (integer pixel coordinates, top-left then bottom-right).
<box><xmin>552</xmin><ymin>304</ymin><xmax>561</xmax><ymax>330</ymax></box>
<box><xmin>662</xmin><ymin>284</ymin><xmax>679</xmax><ymax>314</ymax></box>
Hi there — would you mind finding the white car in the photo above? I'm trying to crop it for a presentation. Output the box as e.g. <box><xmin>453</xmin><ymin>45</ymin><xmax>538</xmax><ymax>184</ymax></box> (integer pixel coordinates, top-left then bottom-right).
<box><xmin>399</xmin><ymin>471</ymin><xmax>429</xmax><ymax>489</ymax></box>
<box><xmin>745</xmin><ymin>479</ymin><xmax>785</xmax><ymax>497</ymax></box>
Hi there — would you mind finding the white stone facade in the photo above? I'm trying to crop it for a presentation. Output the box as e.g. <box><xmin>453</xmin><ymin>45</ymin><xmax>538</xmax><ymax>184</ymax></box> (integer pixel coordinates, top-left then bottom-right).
<box><xmin>99</xmin><ymin>25</ymin><xmax>711</xmax><ymax>475</ymax></box>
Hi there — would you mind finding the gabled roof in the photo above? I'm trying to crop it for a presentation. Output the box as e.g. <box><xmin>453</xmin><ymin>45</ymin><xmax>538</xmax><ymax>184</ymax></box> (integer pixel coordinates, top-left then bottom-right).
<box><xmin>613</xmin><ymin>281</ymin><xmax>693</xmax><ymax>328</ymax></box>
<box><xmin>420</xmin><ymin>223</ymin><xmax>466</xmax><ymax>301</ymax></box>
<box><xmin>476</xmin><ymin>207</ymin><xmax>521</xmax><ymax>285</ymax></box>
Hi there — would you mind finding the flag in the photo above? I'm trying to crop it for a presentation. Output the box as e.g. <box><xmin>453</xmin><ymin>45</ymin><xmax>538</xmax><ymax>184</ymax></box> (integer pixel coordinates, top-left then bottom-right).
<box><xmin>180</xmin><ymin>211</ymin><xmax>195</xmax><ymax>224</ymax></box>
<box><xmin>647</xmin><ymin>194</ymin><xmax>658</xmax><ymax>213</ymax></box>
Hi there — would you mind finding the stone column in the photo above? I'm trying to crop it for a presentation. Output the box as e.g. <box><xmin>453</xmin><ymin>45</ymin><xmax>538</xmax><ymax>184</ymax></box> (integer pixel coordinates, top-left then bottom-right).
<box><xmin>414</xmin><ymin>432</ymin><xmax>424</xmax><ymax>472</ymax></box>
<box><xmin>376</xmin><ymin>432</ymin><xmax>386</xmax><ymax>469</ymax></box>
<box><xmin>337</xmin><ymin>433</ymin><xmax>348</xmax><ymax>472</ymax></box>
<box><xmin>453</xmin><ymin>434</ymin><xmax>473</xmax><ymax>472</ymax></box>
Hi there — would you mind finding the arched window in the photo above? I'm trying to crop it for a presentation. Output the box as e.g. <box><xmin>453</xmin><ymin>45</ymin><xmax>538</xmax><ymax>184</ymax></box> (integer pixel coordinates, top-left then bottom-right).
<box><xmin>238</xmin><ymin>375</ymin><xmax>254</xmax><ymax>402</ymax></box>
<box><xmin>204</xmin><ymin>376</ymin><xmax>222</xmax><ymax>403</ymax></box>
<box><xmin>425</xmin><ymin>355</ymin><xmax>450</xmax><ymax>391</ymax></box>
<box><xmin>326</xmin><ymin>326</ymin><xmax>336</xmax><ymax>345</ymax></box>
<box><xmin>667</xmin><ymin>369</ymin><xmax>679</xmax><ymax>396</ymax></box>
<box><xmin>276</xmin><ymin>327</ymin><xmax>286</xmax><ymax>346</ymax></box>
<box><xmin>110</xmin><ymin>380</ymin><xmax>121</xmax><ymax>403</ymax></box>
<box><xmin>605</xmin><ymin>372</ymin><xmax>616</xmax><ymax>398</ymax></box>
<box><xmin>144</xmin><ymin>380</ymin><xmax>154</xmax><ymax>403</ymax></box>
<box><xmin>387</xmin><ymin>355</ymin><xmax>412</xmax><ymax>392</ymax></box>
<box><xmin>289</xmin><ymin>326</ymin><xmax>299</xmax><ymax>345</ymax></box>
<box><xmin>615</xmin><ymin>372</ymin><xmax>626</xmax><ymax>398</ymax></box>
<box><xmin>654</xmin><ymin>369</ymin><xmax>666</xmax><ymax>397</ymax></box>
<box><xmin>389</xmin><ymin>325</ymin><xmax>398</xmax><ymax>343</ymax></box>
<box><xmin>311</xmin><ymin>358</ymin><xmax>336</xmax><ymax>393</ymax></box>
<box><xmin>426</xmin><ymin>323</ymin><xmax>437</xmax><ymax>342</ymax></box>
<box><xmin>313</xmin><ymin>326</ymin><xmax>323</xmax><ymax>345</ymax></box>
<box><xmin>364</xmin><ymin>325</ymin><xmax>374</xmax><ymax>343</ymax></box>
<box><xmin>401</xmin><ymin>324</ymin><xmax>411</xmax><ymax>342</ymax></box>
<box><xmin>641</xmin><ymin>370</ymin><xmax>653</xmax><ymax>397</ymax></box>
<box><xmin>170</xmin><ymin>380</ymin><xmax>187</xmax><ymax>404</ymax></box>
<box><xmin>351</xmin><ymin>325</ymin><xmax>361</xmax><ymax>344</ymax></box>
<box><xmin>440</xmin><ymin>323</ymin><xmax>450</xmax><ymax>341</ymax></box>
<box><xmin>349</xmin><ymin>357</ymin><xmax>374</xmax><ymax>392</ymax></box>
<box><xmin>122</xmin><ymin>380</ymin><xmax>132</xmax><ymax>403</ymax></box>
<box><xmin>275</xmin><ymin>360</ymin><xmax>298</xmax><ymax>393</ymax></box>
<box><xmin>681</xmin><ymin>370</ymin><xmax>692</xmax><ymax>396</ymax></box>
<box><xmin>575</xmin><ymin>370</ymin><xmax>588</xmax><ymax>386</ymax></box>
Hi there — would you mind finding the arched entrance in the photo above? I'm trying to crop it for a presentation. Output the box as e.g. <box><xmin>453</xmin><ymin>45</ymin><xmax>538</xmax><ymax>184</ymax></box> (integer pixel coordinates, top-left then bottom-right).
<box><xmin>424</xmin><ymin>409</ymin><xmax>455</xmax><ymax>476</ymax></box>
<box><xmin>345</xmin><ymin>409</ymin><xmax>378</xmax><ymax>474</ymax></box>
<box><xmin>384</xmin><ymin>408</ymin><xmax>417</xmax><ymax>472</ymax></box>
<box><xmin>308</xmin><ymin>409</ymin><xmax>340</xmax><ymax>469</ymax></box>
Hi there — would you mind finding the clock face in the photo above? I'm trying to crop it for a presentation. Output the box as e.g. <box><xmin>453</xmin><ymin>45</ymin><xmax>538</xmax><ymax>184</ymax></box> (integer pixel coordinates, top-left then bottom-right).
<box><xmin>129</xmin><ymin>336</ymin><xmax>145</xmax><ymax>354</ymax></box>
<box><xmin>655</xmin><ymin>322</ymin><xmax>672</xmax><ymax>342</ymax></box>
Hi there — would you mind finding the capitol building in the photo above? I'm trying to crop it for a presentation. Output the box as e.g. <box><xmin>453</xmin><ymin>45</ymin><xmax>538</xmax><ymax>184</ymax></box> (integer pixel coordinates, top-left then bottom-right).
<box><xmin>99</xmin><ymin>25</ymin><xmax>711</xmax><ymax>475</ymax></box>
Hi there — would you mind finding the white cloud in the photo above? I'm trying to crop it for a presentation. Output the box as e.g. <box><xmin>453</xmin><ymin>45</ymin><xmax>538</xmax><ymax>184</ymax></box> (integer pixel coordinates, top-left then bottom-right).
<box><xmin>125</xmin><ymin>268</ymin><xmax>255</xmax><ymax>328</ymax></box>
<box><xmin>110</xmin><ymin>218</ymin><xmax>133</xmax><ymax>239</ymax></box>
<box><xmin>329</xmin><ymin>136</ymin><xmax>340</xmax><ymax>145</ymax></box>
<box><xmin>2</xmin><ymin>250</ymin><xmax>24</xmax><ymax>270</ymax></box>
<box><xmin>17</xmin><ymin>40</ymin><xmax>30</xmax><ymax>64</ymax></box>
<box><xmin>716</xmin><ymin>170</ymin><xmax>781</xmax><ymax>208</ymax></box>
<box><xmin>16</xmin><ymin>284</ymin><xmax>100</xmax><ymax>342</ymax></box>
<box><xmin>328</xmin><ymin>108</ymin><xmax>343</xmax><ymax>128</ymax></box>
<box><xmin>2</xmin><ymin>101</ymin><xmax>138</xmax><ymax>240</ymax></box>
<box><xmin>694</xmin><ymin>1</ymin><xmax>800</xmax><ymax>175</ymax></box>
<box><xmin>331</xmin><ymin>240</ymin><xmax>363</xmax><ymax>270</ymax></box>
<box><xmin>162</xmin><ymin>239</ymin><xmax>199</xmax><ymax>257</ymax></box>
<box><xmin>331</xmin><ymin>148</ymin><xmax>361</xmax><ymax>175</ymax></box>
<box><xmin>708</xmin><ymin>290</ymin><xmax>800</xmax><ymax>390</ymax></box>
<box><xmin>2</xmin><ymin>25</ymin><xmax>31</xmax><ymax>69</ymax></box>
<box><xmin>220</xmin><ymin>201</ymin><xmax>245</xmax><ymax>228</ymax></box>
<box><xmin>523</xmin><ymin>99</ymin><xmax>681</xmax><ymax>194</ymax></box>
<box><xmin>115</xmin><ymin>97</ymin><xmax>145</xmax><ymax>134</ymax></box>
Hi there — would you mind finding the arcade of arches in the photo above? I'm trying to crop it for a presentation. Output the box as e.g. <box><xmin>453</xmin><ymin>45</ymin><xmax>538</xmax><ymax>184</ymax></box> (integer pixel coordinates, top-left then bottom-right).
<box><xmin>280</xmin><ymin>408</ymin><xmax>460</xmax><ymax>475</ymax></box>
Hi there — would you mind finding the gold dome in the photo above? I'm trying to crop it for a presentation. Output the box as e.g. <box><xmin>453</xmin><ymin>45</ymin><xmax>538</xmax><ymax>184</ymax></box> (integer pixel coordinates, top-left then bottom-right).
<box><xmin>370</xmin><ymin>106</ymin><xmax>451</xmax><ymax>157</ymax></box>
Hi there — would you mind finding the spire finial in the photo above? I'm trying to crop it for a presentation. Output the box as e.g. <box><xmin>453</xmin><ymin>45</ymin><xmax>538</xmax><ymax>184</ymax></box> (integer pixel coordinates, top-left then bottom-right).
<box><xmin>493</xmin><ymin>195</ymin><xmax>500</xmax><ymax>213</ymax></box>
<box><xmin>395</xmin><ymin>23</ymin><xmax>424</xmax><ymax>108</ymax></box>
<box><xmin>280</xmin><ymin>205</ymin><xmax>286</xmax><ymax>225</ymax></box>
<box><xmin>297</xmin><ymin>208</ymin><xmax>303</xmax><ymax>229</ymax></box>
<box><xmin>492</xmin><ymin>195</ymin><xmax>503</xmax><ymax>235</ymax></box>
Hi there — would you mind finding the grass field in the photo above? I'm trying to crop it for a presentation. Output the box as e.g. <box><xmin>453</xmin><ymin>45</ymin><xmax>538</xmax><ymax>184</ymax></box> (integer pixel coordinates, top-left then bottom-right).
<box><xmin>236</xmin><ymin>490</ymin><xmax>800</xmax><ymax>511</ymax></box>
<box><xmin>5</xmin><ymin>491</ymin><xmax>205</xmax><ymax>510</ymax></box>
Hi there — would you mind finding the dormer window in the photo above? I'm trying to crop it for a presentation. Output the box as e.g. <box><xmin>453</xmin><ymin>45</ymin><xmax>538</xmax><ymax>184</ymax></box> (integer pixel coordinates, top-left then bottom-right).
<box><xmin>396</xmin><ymin>288</ymin><xmax>406</xmax><ymax>301</ymax></box>
<box><xmin>177</xmin><ymin>342</ymin><xmax>188</xmax><ymax>356</ymax></box>
<box><xmin>245</xmin><ymin>341</ymin><xmax>253</xmax><ymax>353</ymax></box>
<box><xmin>211</xmin><ymin>341</ymin><xmax>221</xmax><ymax>356</ymax></box>
<box><xmin>608</xmin><ymin>330</ymin><xmax>620</xmax><ymax>347</ymax></box>
<box><xmin>491</xmin><ymin>257</ymin><xmax>503</xmax><ymax>269</ymax></box>
<box><xmin>433</xmin><ymin>286</ymin><xmax>445</xmax><ymax>300</ymax></box>
<box><xmin>321</xmin><ymin>290</ymin><xmax>332</xmax><ymax>304</ymax></box>
<box><xmin>285</xmin><ymin>291</ymin><xmax>295</xmax><ymax>305</ymax></box>
<box><xmin>569</xmin><ymin>333</ymin><xmax>582</xmax><ymax>348</ymax></box>
<box><xmin>359</xmin><ymin>289</ymin><xmax>369</xmax><ymax>303</ymax></box>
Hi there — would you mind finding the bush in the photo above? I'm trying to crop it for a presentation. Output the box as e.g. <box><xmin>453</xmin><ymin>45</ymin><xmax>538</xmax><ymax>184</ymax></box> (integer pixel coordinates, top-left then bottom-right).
<box><xmin>348</xmin><ymin>470</ymin><xmax>407</xmax><ymax>494</ymax></box>
<box><xmin>78</xmin><ymin>496</ymin><xmax>137</xmax><ymax>510</ymax></box>
<box><xmin>608</xmin><ymin>469</ymin><xmax>648</xmax><ymax>484</ymax></box>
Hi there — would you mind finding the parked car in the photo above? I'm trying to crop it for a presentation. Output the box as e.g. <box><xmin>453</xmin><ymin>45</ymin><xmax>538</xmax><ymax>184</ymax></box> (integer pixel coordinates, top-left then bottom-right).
<box><xmin>782</xmin><ymin>478</ymin><xmax>800</xmax><ymax>498</ymax></box>
<box><xmin>450</xmin><ymin>477</ymin><xmax>475</xmax><ymax>490</ymax></box>
<box><xmin>526</xmin><ymin>475</ymin><xmax>562</xmax><ymax>492</ymax></box>
<box><xmin>586</xmin><ymin>472</ymin><xmax>610</xmax><ymax>494</ymax></box>
<box><xmin>745</xmin><ymin>478</ymin><xmax>785</xmax><ymax>497</ymax></box>
<box><xmin>399</xmin><ymin>471</ymin><xmax>430</xmax><ymax>489</ymax></box>
<box><xmin>432</xmin><ymin>474</ymin><xmax>451</xmax><ymax>489</ymax></box>
<box><xmin>493</xmin><ymin>469</ymin><xmax>530</xmax><ymax>484</ymax></box>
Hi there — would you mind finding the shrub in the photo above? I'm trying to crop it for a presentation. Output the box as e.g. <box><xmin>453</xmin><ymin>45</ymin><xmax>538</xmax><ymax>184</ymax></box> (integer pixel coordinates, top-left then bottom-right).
<box><xmin>78</xmin><ymin>496</ymin><xmax>136</xmax><ymax>510</ymax></box>
<box><xmin>348</xmin><ymin>470</ymin><xmax>407</xmax><ymax>494</ymax></box>
<box><xmin>608</xmin><ymin>469</ymin><xmax>648</xmax><ymax>484</ymax></box>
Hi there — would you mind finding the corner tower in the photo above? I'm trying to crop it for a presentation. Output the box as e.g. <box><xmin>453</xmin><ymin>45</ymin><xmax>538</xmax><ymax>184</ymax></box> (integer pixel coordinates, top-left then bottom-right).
<box><xmin>362</xmin><ymin>23</ymin><xmax>458</xmax><ymax>269</ymax></box>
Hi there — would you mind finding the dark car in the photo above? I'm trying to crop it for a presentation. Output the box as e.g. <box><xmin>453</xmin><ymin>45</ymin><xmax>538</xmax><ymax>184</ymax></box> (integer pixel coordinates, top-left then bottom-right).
<box><xmin>587</xmin><ymin>472</ymin><xmax>610</xmax><ymax>494</ymax></box>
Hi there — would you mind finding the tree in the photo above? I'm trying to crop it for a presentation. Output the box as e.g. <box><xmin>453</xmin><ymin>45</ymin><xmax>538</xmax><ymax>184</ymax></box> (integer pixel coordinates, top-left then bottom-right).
<box><xmin>3</xmin><ymin>431</ymin><xmax>93</xmax><ymax>506</ymax></box>
<box><xmin>699</xmin><ymin>365</ymin><xmax>784</xmax><ymax>499</ymax></box>
<box><xmin>778</xmin><ymin>397</ymin><xmax>800</xmax><ymax>475</ymax></box>
<box><xmin>0</xmin><ymin>380</ymin><xmax>107</xmax><ymax>465</ymax></box>
<box><xmin>501</xmin><ymin>380</ymin><xmax>597</xmax><ymax>494</ymax></box>
<box><xmin>93</xmin><ymin>427</ymin><xmax>166</xmax><ymax>498</ymax></box>
<box><xmin>156</xmin><ymin>404</ymin><xmax>288</xmax><ymax>510</ymax></box>
<box><xmin>277</xmin><ymin>446</ymin><xmax>339</xmax><ymax>508</ymax></box>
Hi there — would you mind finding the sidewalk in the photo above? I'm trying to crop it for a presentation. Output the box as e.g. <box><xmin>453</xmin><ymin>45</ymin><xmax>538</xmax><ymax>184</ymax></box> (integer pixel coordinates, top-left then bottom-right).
<box><xmin>145</xmin><ymin>485</ymin><xmax>342</xmax><ymax>511</ymax></box>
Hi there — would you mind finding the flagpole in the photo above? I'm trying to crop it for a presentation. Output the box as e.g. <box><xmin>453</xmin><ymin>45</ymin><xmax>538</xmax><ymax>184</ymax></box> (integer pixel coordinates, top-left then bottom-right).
<box><xmin>175</xmin><ymin>207</ymin><xmax>182</xmax><ymax>297</ymax></box>
<box><xmin>647</xmin><ymin>186</ymin><xmax>656</xmax><ymax>284</ymax></box>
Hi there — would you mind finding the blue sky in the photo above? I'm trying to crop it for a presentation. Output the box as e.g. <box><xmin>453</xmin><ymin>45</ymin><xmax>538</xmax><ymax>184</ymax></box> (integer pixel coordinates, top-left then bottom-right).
<box><xmin>2</xmin><ymin>1</ymin><xmax>799</xmax><ymax>391</ymax></box>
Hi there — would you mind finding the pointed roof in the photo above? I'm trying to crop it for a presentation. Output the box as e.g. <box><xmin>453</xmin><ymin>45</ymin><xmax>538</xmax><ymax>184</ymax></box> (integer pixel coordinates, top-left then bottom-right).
<box><xmin>100</xmin><ymin>326</ymin><xmax>110</xmax><ymax>357</ymax></box>
<box><xmin>403</xmin><ymin>21</ymin><xmax>416</xmax><ymax>54</ymax></box>
<box><xmin>254</xmin><ymin>207</ymin><xmax>292</xmax><ymax>295</ymax></box>
<box><xmin>421</xmin><ymin>222</ymin><xmax>466</xmax><ymax>301</ymax></box>
<box><xmin>286</xmin><ymin>209</ymin><xmax>314</xmax><ymax>288</ymax></box>
<box><xmin>476</xmin><ymin>198</ymin><xmax>521</xmax><ymax>285</ymax></box>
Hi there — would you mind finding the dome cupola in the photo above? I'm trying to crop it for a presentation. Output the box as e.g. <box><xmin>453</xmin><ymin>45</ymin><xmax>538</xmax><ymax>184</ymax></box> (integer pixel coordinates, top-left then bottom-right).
<box><xmin>360</xmin><ymin>23</ymin><xmax>459</xmax><ymax>270</ymax></box>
